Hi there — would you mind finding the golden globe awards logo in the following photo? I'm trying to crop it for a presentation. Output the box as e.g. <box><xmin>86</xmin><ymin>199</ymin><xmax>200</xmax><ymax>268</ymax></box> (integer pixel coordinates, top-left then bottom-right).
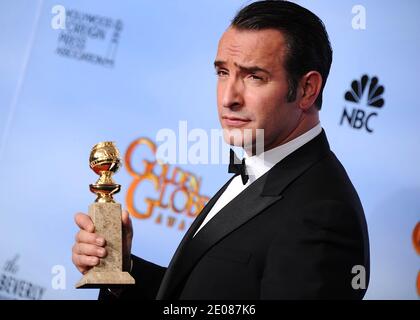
<box><xmin>125</xmin><ymin>138</ymin><xmax>209</xmax><ymax>231</ymax></box>
<box><xmin>340</xmin><ymin>74</ymin><xmax>385</xmax><ymax>133</ymax></box>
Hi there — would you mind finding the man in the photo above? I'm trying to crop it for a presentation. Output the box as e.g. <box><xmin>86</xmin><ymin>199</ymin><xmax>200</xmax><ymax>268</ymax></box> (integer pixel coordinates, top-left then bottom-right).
<box><xmin>72</xmin><ymin>0</ymin><xmax>370</xmax><ymax>299</ymax></box>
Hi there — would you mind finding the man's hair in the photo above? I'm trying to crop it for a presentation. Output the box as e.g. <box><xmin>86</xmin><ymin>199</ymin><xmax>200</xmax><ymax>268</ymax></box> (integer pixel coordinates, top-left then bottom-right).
<box><xmin>231</xmin><ymin>0</ymin><xmax>333</xmax><ymax>110</ymax></box>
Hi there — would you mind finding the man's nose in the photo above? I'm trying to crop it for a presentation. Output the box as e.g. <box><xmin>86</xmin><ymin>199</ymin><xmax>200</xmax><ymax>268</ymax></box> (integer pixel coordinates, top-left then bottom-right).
<box><xmin>222</xmin><ymin>78</ymin><xmax>244</xmax><ymax>110</ymax></box>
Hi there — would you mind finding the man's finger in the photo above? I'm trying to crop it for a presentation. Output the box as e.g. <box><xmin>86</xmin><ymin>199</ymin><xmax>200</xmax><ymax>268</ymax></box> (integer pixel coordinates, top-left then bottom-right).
<box><xmin>74</xmin><ymin>213</ymin><xmax>94</xmax><ymax>232</ymax></box>
<box><xmin>73</xmin><ymin>243</ymin><xmax>107</xmax><ymax>258</ymax></box>
<box><xmin>75</xmin><ymin>230</ymin><xmax>105</xmax><ymax>246</ymax></box>
<box><xmin>76</xmin><ymin>254</ymin><xmax>100</xmax><ymax>268</ymax></box>
<box><xmin>122</xmin><ymin>210</ymin><xmax>133</xmax><ymax>241</ymax></box>
<box><xmin>122</xmin><ymin>210</ymin><xmax>132</xmax><ymax>235</ymax></box>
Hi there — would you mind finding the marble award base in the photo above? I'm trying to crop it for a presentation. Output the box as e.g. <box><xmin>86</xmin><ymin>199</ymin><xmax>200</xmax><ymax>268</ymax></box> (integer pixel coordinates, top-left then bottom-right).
<box><xmin>76</xmin><ymin>202</ymin><xmax>135</xmax><ymax>288</ymax></box>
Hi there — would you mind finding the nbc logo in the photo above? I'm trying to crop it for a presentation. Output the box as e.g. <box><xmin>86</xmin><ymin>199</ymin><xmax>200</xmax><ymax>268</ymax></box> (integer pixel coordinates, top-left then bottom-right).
<box><xmin>340</xmin><ymin>75</ymin><xmax>385</xmax><ymax>133</ymax></box>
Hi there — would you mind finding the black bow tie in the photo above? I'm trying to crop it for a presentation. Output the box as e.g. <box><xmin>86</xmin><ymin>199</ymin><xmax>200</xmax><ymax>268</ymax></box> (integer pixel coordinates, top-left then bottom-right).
<box><xmin>228</xmin><ymin>149</ymin><xmax>249</xmax><ymax>185</ymax></box>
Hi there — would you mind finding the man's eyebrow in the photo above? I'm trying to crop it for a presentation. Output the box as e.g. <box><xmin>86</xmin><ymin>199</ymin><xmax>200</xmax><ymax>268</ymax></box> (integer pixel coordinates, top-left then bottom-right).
<box><xmin>214</xmin><ymin>60</ymin><xmax>226</xmax><ymax>68</ymax></box>
<box><xmin>214</xmin><ymin>60</ymin><xmax>271</xmax><ymax>75</ymax></box>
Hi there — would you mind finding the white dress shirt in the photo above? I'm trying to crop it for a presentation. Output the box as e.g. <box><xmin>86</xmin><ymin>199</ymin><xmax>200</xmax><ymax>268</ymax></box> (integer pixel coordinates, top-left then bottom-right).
<box><xmin>193</xmin><ymin>123</ymin><xmax>322</xmax><ymax>237</ymax></box>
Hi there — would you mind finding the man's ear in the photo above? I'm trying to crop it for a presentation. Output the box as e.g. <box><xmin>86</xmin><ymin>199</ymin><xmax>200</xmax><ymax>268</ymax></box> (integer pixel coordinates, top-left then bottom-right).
<box><xmin>298</xmin><ymin>71</ymin><xmax>323</xmax><ymax>110</ymax></box>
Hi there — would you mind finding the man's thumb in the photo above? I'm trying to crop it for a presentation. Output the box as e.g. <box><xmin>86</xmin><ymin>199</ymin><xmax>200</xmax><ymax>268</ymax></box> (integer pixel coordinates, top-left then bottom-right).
<box><xmin>122</xmin><ymin>210</ymin><xmax>133</xmax><ymax>235</ymax></box>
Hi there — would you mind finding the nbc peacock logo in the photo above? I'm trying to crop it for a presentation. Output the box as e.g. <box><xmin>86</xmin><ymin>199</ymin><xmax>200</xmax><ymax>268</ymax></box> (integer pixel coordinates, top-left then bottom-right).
<box><xmin>340</xmin><ymin>74</ymin><xmax>385</xmax><ymax>133</ymax></box>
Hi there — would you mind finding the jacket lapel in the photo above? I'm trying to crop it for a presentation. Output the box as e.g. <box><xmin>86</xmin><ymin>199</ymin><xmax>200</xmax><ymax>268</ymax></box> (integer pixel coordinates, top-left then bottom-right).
<box><xmin>157</xmin><ymin>130</ymin><xmax>331</xmax><ymax>299</ymax></box>
<box><xmin>262</xmin><ymin>129</ymin><xmax>330</xmax><ymax>196</ymax></box>
<box><xmin>156</xmin><ymin>176</ymin><xmax>235</xmax><ymax>299</ymax></box>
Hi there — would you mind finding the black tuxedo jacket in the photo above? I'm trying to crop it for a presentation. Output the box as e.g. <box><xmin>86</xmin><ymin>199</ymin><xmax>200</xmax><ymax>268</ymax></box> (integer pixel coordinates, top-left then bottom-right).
<box><xmin>99</xmin><ymin>130</ymin><xmax>370</xmax><ymax>300</ymax></box>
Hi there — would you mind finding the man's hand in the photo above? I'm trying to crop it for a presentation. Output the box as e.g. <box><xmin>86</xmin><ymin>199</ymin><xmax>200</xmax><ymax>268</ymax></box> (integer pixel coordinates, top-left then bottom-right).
<box><xmin>72</xmin><ymin>210</ymin><xmax>133</xmax><ymax>275</ymax></box>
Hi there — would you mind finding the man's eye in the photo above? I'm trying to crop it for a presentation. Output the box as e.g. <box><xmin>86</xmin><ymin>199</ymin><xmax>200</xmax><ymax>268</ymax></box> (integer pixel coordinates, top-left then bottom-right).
<box><xmin>216</xmin><ymin>70</ymin><xmax>228</xmax><ymax>77</ymax></box>
<box><xmin>250</xmin><ymin>74</ymin><xmax>263</xmax><ymax>81</ymax></box>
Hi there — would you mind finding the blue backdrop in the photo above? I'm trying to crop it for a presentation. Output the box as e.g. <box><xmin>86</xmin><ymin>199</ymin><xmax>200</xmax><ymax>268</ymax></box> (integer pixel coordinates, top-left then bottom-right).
<box><xmin>0</xmin><ymin>0</ymin><xmax>419</xmax><ymax>299</ymax></box>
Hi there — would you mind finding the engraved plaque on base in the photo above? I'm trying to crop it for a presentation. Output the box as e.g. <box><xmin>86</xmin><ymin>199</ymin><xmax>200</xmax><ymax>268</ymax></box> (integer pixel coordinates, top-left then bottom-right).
<box><xmin>76</xmin><ymin>141</ymin><xmax>135</xmax><ymax>288</ymax></box>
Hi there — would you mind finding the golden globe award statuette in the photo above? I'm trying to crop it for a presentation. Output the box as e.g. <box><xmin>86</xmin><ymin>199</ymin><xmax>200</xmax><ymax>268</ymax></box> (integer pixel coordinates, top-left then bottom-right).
<box><xmin>76</xmin><ymin>142</ymin><xmax>135</xmax><ymax>288</ymax></box>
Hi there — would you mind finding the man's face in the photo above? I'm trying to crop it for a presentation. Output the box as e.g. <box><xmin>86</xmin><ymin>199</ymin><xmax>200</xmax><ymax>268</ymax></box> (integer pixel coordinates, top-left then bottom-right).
<box><xmin>215</xmin><ymin>27</ymin><xmax>302</xmax><ymax>151</ymax></box>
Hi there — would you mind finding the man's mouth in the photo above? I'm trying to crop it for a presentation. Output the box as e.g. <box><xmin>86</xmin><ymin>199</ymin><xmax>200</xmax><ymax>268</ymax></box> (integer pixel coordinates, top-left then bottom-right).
<box><xmin>222</xmin><ymin>116</ymin><xmax>251</xmax><ymax>127</ymax></box>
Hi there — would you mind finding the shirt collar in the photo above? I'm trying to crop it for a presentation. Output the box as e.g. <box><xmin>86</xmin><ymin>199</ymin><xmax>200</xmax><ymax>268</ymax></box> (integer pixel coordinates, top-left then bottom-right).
<box><xmin>244</xmin><ymin>123</ymin><xmax>322</xmax><ymax>181</ymax></box>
